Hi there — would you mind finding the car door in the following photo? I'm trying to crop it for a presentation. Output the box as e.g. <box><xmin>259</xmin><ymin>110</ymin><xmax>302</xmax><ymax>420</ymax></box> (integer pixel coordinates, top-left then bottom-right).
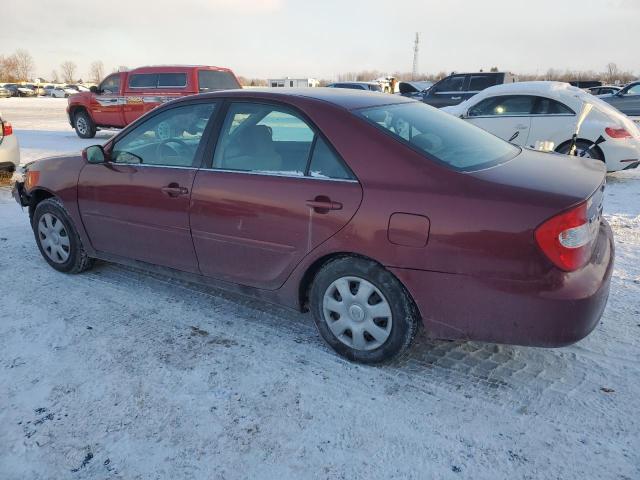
<box><xmin>78</xmin><ymin>101</ymin><xmax>217</xmax><ymax>272</ymax></box>
<box><xmin>91</xmin><ymin>73</ymin><xmax>125</xmax><ymax>127</ymax></box>
<box><xmin>607</xmin><ymin>84</ymin><xmax>640</xmax><ymax>117</ymax></box>
<box><xmin>424</xmin><ymin>74</ymin><xmax>468</xmax><ymax>108</ymax></box>
<box><xmin>190</xmin><ymin>101</ymin><xmax>363</xmax><ymax>290</ymax></box>
<box><xmin>527</xmin><ymin>96</ymin><xmax>576</xmax><ymax>149</ymax></box>
<box><xmin>465</xmin><ymin>95</ymin><xmax>535</xmax><ymax>146</ymax></box>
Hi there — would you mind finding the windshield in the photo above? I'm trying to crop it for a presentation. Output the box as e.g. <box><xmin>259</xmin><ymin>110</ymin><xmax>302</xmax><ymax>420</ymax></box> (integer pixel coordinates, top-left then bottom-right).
<box><xmin>358</xmin><ymin>102</ymin><xmax>520</xmax><ymax>171</ymax></box>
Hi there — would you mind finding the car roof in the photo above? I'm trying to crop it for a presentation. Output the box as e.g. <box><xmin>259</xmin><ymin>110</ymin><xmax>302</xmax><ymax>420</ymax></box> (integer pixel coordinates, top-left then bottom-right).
<box><xmin>334</xmin><ymin>81</ymin><xmax>380</xmax><ymax>86</ymax></box>
<box><xmin>127</xmin><ymin>65</ymin><xmax>235</xmax><ymax>74</ymax></box>
<box><xmin>195</xmin><ymin>87</ymin><xmax>415</xmax><ymax>110</ymax></box>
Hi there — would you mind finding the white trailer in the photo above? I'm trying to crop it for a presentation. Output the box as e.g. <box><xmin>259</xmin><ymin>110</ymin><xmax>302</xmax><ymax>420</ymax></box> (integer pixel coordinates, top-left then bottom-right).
<box><xmin>268</xmin><ymin>78</ymin><xmax>319</xmax><ymax>88</ymax></box>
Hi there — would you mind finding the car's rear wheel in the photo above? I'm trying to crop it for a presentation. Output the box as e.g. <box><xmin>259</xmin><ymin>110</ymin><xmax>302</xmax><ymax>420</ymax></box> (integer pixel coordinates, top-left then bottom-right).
<box><xmin>557</xmin><ymin>140</ymin><xmax>604</xmax><ymax>162</ymax></box>
<box><xmin>73</xmin><ymin>110</ymin><xmax>96</xmax><ymax>139</ymax></box>
<box><xmin>310</xmin><ymin>257</ymin><xmax>419</xmax><ymax>363</ymax></box>
<box><xmin>32</xmin><ymin>198</ymin><xmax>93</xmax><ymax>273</ymax></box>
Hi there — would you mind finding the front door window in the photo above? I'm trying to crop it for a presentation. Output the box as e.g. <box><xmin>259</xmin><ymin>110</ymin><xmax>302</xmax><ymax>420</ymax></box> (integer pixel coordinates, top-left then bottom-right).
<box><xmin>112</xmin><ymin>103</ymin><xmax>216</xmax><ymax>167</ymax></box>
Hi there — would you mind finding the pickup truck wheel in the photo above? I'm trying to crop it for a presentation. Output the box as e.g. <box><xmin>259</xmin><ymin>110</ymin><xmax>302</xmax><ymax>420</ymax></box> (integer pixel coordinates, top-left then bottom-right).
<box><xmin>74</xmin><ymin>111</ymin><xmax>96</xmax><ymax>139</ymax></box>
<box><xmin>32</xmin><ymin>198</ymin><xmax>94</xmax><ymax>274</ymax></box>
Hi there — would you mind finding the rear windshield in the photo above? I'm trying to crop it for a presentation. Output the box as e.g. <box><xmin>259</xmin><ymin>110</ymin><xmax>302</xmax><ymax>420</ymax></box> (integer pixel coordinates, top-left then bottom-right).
<box><xmin>358</xmin><ymin>102</ymin><xmax>519</xmax><ymax>171</ymax></box>
<box><xmin>197</xmin><ymin>70</ymin><xmax>240</xmax><ymax>92</ymax></box>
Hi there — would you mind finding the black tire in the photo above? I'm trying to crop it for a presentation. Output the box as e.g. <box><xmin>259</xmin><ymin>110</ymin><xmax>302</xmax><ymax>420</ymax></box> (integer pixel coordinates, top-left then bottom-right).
<box><xmin>556</xmin><ymin>140</ymin><xmax>604</xmax><ymax>162</ymax></box>
<box><xmin>32</xmin><ymin>198</ymin><xmax>93</xmax><ymax>274</ymax></box>
<box><xmin>73</xmin><ymin>110</ymin><xmax>96</xmax><ymax>139</ymax></box>
<box><xmin>309</xmin><ymin>257</ymin><xmax>419</xmax><ymax>364</ymax></box>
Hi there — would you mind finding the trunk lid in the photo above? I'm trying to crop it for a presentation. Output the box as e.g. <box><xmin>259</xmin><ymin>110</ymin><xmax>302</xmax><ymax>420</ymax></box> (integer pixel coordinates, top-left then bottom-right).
<box><xmin>468</xmin><ymin>148</ymin><xmax>606</xmax><ymax>212</ymax></box>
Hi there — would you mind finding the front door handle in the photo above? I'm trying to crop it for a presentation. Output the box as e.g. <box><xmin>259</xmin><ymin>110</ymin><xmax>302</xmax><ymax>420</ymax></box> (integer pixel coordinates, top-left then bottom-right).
<box><xmin>306</xmin><ymin>196</ymin><xmax>343</xmax><ymax>214</ymax></box>
<box><xmin>516</xmin><ymin>124</ymin><xmax>529</xmax><ymax>130</ymax></box>
<box><xmin>161</xmin><ymin>183</ymin><xmax>189</xmax><ymax>197</ymax></box>
<box><xmin>451</xmin><ymin>96</ymin><xmax>462</xmax><ymax>100</ymax></box>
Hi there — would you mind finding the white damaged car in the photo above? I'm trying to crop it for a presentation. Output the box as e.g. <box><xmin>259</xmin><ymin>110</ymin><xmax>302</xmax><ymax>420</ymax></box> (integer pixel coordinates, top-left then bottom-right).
<box><xmin>0</xmin><ymin>112</ymin><xmax>20</xmax><ymax>173</ymax></box>
<box><xmin>443</xmin><ymin>81</ymin><xmax>640</xmax><ymax>172</ymax></box>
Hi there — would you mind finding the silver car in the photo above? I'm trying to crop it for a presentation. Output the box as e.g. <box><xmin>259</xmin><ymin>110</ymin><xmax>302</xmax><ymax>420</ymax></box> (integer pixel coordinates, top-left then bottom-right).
<box><xmin>600</xmin><ymin>81</ymin><xmax>640</xmax><ymax>122</ymax></box>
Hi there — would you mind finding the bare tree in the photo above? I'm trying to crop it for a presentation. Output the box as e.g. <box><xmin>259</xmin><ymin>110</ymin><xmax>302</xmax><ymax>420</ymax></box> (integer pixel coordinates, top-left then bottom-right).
<box><xmin>15</xmin><ymin>49</ymin><xmax>35</xmax><ymax>81</ymax></box>
<box><xmin>605</xmin><ymin>63</ymin><xmax>619</xmax><ymax>84</ymax></box>
<box><xmin>89</xmin><ymin>60</ymin><xmax>104</xmax><ymax>84</ymax></box>
<box><xmin>51</xmin><ymin>70</ymin><xmax>59</xmax><ymax>83</ymax></box>
<box><xmin>60</xmin><ymin>61</ymin><xmax>77</xmax><ymax>83</ymax></box>
<box><xmin>0</xmin><ymin>54</ymin><xmax>20</xmax><ymax>82</ymax></box>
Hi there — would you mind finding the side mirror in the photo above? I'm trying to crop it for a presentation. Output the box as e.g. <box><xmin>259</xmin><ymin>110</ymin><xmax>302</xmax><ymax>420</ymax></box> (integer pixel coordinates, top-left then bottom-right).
<box><xmin>89</xmin><ymin>85</ymin><xmax>99</xmax><ymax>94</ymax></box>
<box><xmin>84</xmin><ymin>145</ymin><xmax>105</xmax><ymax>164</ymax></box>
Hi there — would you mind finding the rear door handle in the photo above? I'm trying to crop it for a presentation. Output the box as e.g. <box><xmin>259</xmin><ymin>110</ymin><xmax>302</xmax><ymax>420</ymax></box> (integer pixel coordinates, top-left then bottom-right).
<box><xmin>306</xmin><ymin>197</ymin><xmax>343</xmax><ymax>213</ymax></box>
<box><xmin>451</xmin><ymin>96</ymin><xmax>462</xmax><ymax>100</ymax></box>
<box><xmin>161</xmin><ymin>183</ymin><xmax>189</xmax><ymax>197</ymax></box>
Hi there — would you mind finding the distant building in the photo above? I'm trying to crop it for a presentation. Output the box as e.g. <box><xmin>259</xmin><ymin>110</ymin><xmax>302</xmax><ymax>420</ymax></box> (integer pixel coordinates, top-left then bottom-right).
<box><xmin>268</xmin><ymin>78</ymin><xmax>319</xmax><ymax>88</ymax></box>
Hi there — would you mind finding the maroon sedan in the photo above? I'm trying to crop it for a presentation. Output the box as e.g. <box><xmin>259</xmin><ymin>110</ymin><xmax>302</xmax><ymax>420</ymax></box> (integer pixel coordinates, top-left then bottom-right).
<box><xmin>13</xmin><ymin>89</ymin><xmax>614</xmax><ymax>363</ymax></box>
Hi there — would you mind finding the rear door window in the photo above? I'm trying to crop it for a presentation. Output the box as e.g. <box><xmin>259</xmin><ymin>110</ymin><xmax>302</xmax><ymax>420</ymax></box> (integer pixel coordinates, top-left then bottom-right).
<box><xmin>468</xmin><ymin>75</ymin><xmax>497</xmax><ymax>91</ymax></box>
<box><xmin>158</xmin><ymin>73</ymin><xmax>187</xmax><ymax>88</ymax></box>
<box><xmin>128</xmin><ymin>74</ymin><xmax>158</xmax><ymax>89</ymax></box>
<box><xmin>213</xmin><ymin>103</ymin><xmax>314</xmax><ymax>175</ymax></box>
<box><xmin>212</xmin><ymin>102</ymin><xmax>354</xmax><ymax>180</ymax></box>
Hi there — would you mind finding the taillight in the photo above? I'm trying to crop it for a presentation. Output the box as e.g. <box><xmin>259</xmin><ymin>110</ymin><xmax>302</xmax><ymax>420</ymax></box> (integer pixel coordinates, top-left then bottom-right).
<box><xmin>535</xmin><ymin>202</ymin><xmax>596</xmax><ymax>271</ymax></box>
<box><xmin>1</xmin><ymin>121</ymin><xmax>12</xmax><ymax>136</ymax></box>
<box><xmin>605</xmin><ymin>127</ymin><xmax>632</xmax><ymax>139</ymax></box>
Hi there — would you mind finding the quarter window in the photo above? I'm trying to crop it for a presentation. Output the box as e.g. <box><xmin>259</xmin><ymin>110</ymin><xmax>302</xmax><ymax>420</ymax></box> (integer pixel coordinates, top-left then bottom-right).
<box><xmin>112</xmin><ymin>103</ymin><xmax>216</xmax><ymax>167</ymax></box>
<box><xmin>532</xmin><ymin>97</ymin><xmax>575</xmax><ymax>115</ymax></box>
<box><xmin>309</xmin><ymin>137</ymin><xmax>353</xmax><ymax>180</ymax></box>
<box><xmin>468</xmin><ymin>95</ymin><xmax>535</xmax><ymax>117</ymax></box>
<box><xmin>197</xmin><ymin>70</ymin><xmax>241</xmax><ymax>92</ymax></box>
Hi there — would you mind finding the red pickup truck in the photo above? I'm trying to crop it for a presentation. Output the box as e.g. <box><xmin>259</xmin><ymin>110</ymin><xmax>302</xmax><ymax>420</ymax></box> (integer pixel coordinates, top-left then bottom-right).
<box><xmin>67</xmin><ymin>65</ymin><xmax>241</xmax><ymax>138</ymax></box>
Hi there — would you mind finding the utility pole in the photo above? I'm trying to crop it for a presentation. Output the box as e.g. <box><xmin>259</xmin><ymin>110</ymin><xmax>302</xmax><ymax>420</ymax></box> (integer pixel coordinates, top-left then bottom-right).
<box><xmin>412</xmin><ymin>33</ymin><xmax>420</xmax><ymax>80</ymax></box>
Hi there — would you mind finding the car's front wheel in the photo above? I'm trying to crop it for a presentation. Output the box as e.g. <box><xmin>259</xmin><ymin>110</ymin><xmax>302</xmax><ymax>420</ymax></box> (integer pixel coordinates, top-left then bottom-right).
<box><xmin>310</xmin><ymin>257</ymin><xmax>419</xmax><ymax>363</ymax></box>
<box><xmin>73</xmin><ymin>110</ymin><xmax>96</xmax><ymax>139</ymax></box>
<box><xmin>32</xmin><ymin>198</ymin><xmax>93</xmax><ymax>273</ymax></box>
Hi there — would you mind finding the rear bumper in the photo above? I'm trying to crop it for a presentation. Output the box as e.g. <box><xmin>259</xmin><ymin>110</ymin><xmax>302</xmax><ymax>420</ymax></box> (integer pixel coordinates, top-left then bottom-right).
<box><xmin>602</xmin><ymin>139</ymin><xmax>640</xmax><ymax>172</ymax></box>
<box><xmin>390</xmin><ymin>220</ymin><xmax>614</xmax><ymax>347</ymax></box>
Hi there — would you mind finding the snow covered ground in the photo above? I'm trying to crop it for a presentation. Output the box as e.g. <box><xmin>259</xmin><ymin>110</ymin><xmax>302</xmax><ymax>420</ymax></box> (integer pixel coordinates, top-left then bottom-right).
<box><xmin>0</xmin><ymin>97</ymin><xmax>639</xmax><ymax>479</ymax></box>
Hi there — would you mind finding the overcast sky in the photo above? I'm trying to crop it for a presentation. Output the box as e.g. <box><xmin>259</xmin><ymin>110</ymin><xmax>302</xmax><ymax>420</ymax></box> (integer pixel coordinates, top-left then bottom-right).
<box><xmin>1</xmin><ymin>0</ymin><xmax>637</xmax><ymax>81</ymax></box>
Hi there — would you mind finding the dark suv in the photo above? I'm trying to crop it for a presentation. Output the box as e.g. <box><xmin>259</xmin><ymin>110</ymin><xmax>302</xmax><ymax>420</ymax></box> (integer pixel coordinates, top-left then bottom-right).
<box><xmin>421</xmin><ymin>72</ymin><xmax>516</xmax><ymax>108</ymax></box>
